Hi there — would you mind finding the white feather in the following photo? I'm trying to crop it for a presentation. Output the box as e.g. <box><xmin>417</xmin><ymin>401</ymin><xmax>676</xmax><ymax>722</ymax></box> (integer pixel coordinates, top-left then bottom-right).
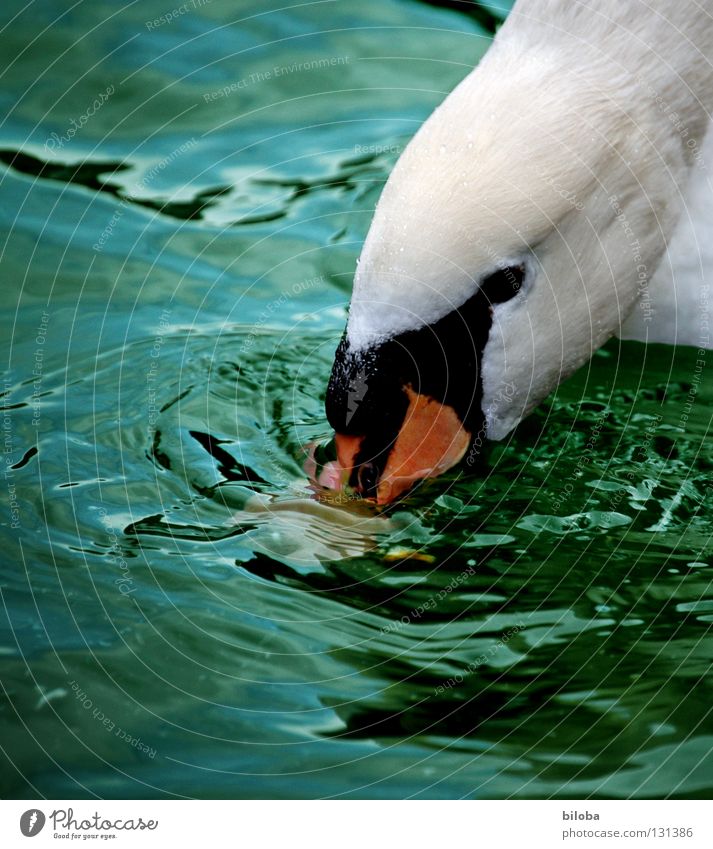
<box><xmin>346</xmin><ymin>0</ymin><xmax>713</xmax><ymax>437</ymax></box>
<box><xmin>619</xmin><ymin>124</ymin><xmax>713</xmax><ymax>348</ymax></box>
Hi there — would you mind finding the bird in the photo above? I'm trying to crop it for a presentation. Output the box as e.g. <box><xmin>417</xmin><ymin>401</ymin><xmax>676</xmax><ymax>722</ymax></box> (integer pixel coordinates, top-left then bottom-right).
<box><xmin>322</xmin><ymin>0</ymin><xmax>713</xmax><ymax>504</ymax></box>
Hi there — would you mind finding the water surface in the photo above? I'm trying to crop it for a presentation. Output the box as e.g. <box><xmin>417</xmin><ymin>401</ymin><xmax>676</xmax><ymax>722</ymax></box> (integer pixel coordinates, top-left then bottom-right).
<box><xmin>2</xmin><ymin>0</ymin><xmax>713</xmax><ymax>799</ymax></box>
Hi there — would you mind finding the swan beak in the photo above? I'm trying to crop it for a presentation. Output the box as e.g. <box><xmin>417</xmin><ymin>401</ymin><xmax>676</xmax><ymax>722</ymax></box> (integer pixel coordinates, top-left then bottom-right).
<box><xmin>335</xmin><ymin>387</ymin><xmax>471</xmax><ymax>504</ymax></box>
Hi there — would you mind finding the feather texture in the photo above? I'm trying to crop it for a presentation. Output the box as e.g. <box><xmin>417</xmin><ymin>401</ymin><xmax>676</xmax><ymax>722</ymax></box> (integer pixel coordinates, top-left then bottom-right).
<box><xmin>345</xmin><ymin>0</ymin><xmax>713</xmax><ymax>438</ymax></box>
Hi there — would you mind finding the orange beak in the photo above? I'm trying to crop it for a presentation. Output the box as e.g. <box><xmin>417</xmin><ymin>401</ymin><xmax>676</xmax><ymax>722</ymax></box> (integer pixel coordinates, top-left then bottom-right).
<box><xmin>334</xmin><ymin>386</ymin><xmax>471</xmax><ymax>504</ymax></box>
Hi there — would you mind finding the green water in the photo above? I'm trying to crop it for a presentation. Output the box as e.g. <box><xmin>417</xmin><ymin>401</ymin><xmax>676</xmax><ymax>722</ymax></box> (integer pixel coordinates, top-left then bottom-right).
<box><xmin>2</xmin><ymin>0</ymin><xmax>713</xmax><ymax>799</ymax></box>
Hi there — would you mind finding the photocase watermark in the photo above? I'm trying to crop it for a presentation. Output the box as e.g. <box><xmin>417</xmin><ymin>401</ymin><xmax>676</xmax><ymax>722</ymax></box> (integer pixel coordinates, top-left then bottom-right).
<box><xmin>93</xmin><ymin>207</ymin><xmax>124</xmax><ymax>254</ymax></box>
<box><xmin>353</xmin><ymin>142</ymin><xmax>402</xmax><ymax>156</ymax></box>
<box><xmin>239</xmin><ymin>274</ymin><xmax>325</xmax><ymax>355</ymax></box>
<box><xmin>233</xmin><ymin>273</ymin><xmax>327</xmax><ymax>490</ymax></box>
<box><xmin>676</xmin><ymin>286</ymin><xmax>711</xmax><ymax>432</ymax></box>
<box><xmin>381</xmin><ymin>564</ymin><xmax>477</xmax><ymax>635</ymax></box>
<box><xmin>317</xmin><ymin>487</ymin><xmax>364</xmax><ymax>504</ymax></box>
<box><xmin>20</xmin><ymin>809</ymin><xmax>46</xmax><ymax>836</ymax></box>
<box><xmin>44</xmin><ymin>85</ymin><xmax>114</xmax><ymax>156</ymax></box>
<box><xmin>69</xmin><ymin>680</ymin><xmax>156</xmax><ymax>758</ymax></box>
<box><xmin>97</xmin><ymin>508</ymin><xmax>136</xmax><ymax>596</ymax></box>
<box><xmin>202</xmin><ymin>56</ymin><xmax>350</xmax><ymax>102</ymax></box>
<box><xmin>608</xmin><ymin>193</ymin><xmax>654</xmax><ymax>322</ymax></box>
<box><xmin>433</xmin><ymin>622</ymin><xmax>527</xmax><ymax>695</ymax></box>
<box><xmin>31</xmin><ymin>310</ymin><xmax>50</xmax><ymax>428</ymax></box>
<box><xmin>550</xmin><ymin>409</ymin><xmax>610</xmax><ymax>513</ymax></box>
<box><xmin>345</xmin><ymin>368</ymin><xmax>369</xmax><ymax>426</ymax></box>
<box><xmin>677</xmin><ymin>352</ymin><xmax>706</xmax><ymax>432</ymax></box>
<box><xmin>454</xmin><ymin>221</ymin><xmax>517</xmax><ymax>267</ymax></box>
<box><xmin>465</xmin><ymin>381</ymin><xmax>516</xmax><ymax>466</ymax></box>
<box><xmin>3</xmin><ymin>380</ymin><xmax>20</xmax><ymax>530</ymax></box>
<box><xmin>93</xmin><ymin>139</ymin><xmax>197</xmax><ymax>252</ymax></box>
<box><xmin>602</xmin><ymin>414</ymin><xmax>662</xmax><ymax>513</ymax></box>
<box><xmin>632</xmin><ymin>414</ymin><xmax>662</xmax><ymax>464</ymax></box>
<box><xmin>2</xmin><ymin>311</ymin><xmax>49</xmax><ymax>524</ymax></box>
<box><xmin>147</xmin><ymin>309</ymin><xmax>172</xmax><ymax>437</ymax></box>
<box><xmin>533</xmin><ymin>160</ymin><xmax>585</xmax><ymax>211</ymax></box>
<box><xmin>126</xmin><ymin>137</ymin><xmax>198</xmax><ymax>200</ymax></box>
<box><xmin>698</xmin><ymin>283</ymin><xmax>710</xmax><ymax>349</ymax></box>
<box><xmin>145</xmin><ymin>0</ymin><xmax>212</xmax><ymax>30</ymax></box>
<box><xmin>22</xmin><ymin>806</ymin><xmax>158</xmax><ymax>836</ymax></box>
<box><xmin>637</xmin><ymin>73</ymin><xmax>706</xmax><ymax>168</ymax></box>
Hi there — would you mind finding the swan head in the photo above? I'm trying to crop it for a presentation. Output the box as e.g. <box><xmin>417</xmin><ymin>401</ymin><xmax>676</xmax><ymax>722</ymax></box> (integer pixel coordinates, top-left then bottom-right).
<box><xmin>325</xmin><ymin>45</ymin><xmax>683</xmax><ymax>504</ymax></box>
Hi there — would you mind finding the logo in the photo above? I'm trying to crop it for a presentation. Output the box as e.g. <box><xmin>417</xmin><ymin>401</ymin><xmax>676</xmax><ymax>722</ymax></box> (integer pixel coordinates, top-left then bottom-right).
<box><xmin>20</xmin><ymin>810</ymin><xmax>46</xmax><ymax>837</ymax></box>
<box><xmin>345</xmin><ymin>369</ymin><xmax>369</xmax><ymax>425</ymax></box>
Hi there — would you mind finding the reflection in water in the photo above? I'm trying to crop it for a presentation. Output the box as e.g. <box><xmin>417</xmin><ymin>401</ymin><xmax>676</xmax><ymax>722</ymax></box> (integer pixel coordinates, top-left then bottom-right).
<box><xmin>229</xmin><ymin>494</ymin><xmax>395</xmax><ymax>568</ymax></box>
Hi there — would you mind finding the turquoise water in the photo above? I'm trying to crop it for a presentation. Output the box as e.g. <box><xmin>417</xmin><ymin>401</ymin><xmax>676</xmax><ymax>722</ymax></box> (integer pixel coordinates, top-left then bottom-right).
<box><xmin>2</xmin><ymin>0</ymin><xmax>713</xmax><ymax>799</ymax></box>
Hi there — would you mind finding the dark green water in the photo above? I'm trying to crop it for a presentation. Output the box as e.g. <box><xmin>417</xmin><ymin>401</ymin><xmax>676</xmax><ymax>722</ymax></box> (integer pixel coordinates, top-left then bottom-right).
<box><xmin>2</xmin><ymin>0</ymin><xmax>713</xmax><ymax>799</ymax></box>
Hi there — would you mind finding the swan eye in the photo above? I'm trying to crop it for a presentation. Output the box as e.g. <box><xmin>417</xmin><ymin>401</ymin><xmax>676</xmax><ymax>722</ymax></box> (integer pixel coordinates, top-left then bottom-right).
<box><xmin>480</xmin><ymin>264</ymin><xmax>525</xmax><ymax>305</ymax></box>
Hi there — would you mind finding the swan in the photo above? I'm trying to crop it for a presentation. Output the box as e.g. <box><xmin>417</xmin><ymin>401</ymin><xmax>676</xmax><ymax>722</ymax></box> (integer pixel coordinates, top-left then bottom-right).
<box><xmin>323</xmin><ymin>0</ymin><xmax>713</xmax><ymax>504</ymax></box>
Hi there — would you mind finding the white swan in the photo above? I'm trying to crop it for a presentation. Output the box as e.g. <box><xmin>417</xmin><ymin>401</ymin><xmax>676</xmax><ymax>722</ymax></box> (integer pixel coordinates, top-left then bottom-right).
<box><xmin>324</xmin><ymin>0</ymin><xmax>713</xmax><ymax>504</ymax></box>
